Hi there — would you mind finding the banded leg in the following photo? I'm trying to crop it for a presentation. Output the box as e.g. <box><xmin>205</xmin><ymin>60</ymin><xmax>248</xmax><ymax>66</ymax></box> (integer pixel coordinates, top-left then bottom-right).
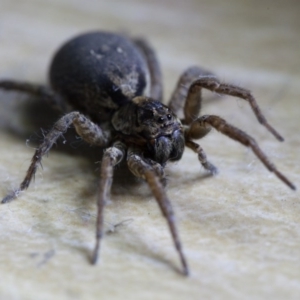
<box><xmin>0</xmin><ymin>80</ymin><xmax>67</xmax><ymax>112</ymax></box>
<box><xmin>185</xmin><ymin>140</ymin><xmax>218</xmax><ymax>175</ymax></box>
<box><xmin>127</xmin><ymin>147</ymin><xmax>189</xmax><ymax>275</ymax></box>
<box><xmin>133</xmin><ymin>38</ymin><xmax>163</xmax><ymax>102</ymax></box>
<box><xmin>92</xmin><ymin>142</ymin><xmax>126</xmax><ymax>264</ymax></box>
<box><xmin>187</xmin><ymin>115</ymin><xmax>296</xmax><ymax>190</ymax></box>
<box><xmin>2</xmin><ymin>111</ymin><xmax>110</xmax><ymax>203</ymax></box>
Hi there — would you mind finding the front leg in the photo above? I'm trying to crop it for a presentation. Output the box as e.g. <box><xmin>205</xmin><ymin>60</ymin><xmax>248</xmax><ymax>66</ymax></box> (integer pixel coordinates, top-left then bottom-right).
<box><xmin>92</xmin><ymin>141</ymin><xmax>126</xmax><ymax>264</ymax></box>
<box><xmin>2</xmin><ymin>112</ymin><xmax>110</xmax><ymax>203</ymax></box>
<box><xmin>127</xmin><ymin>147</ymin><xmax>166</xmax><ymax>184</ymax></box>
<box><xmin>127</xmin><ymin>147</ymin><xmax>189</xmax><ymax>275</ymax></box>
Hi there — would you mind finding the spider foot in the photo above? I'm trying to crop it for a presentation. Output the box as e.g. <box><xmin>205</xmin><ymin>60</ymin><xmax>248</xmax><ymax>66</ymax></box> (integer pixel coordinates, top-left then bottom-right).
<box><xmin>203</xmin><ymin>161</ymin><xmax>218</xmax><ymax>175</ymax></box>
<box><xmin>91</xmin><ymin>246</ymin><xmax>99</xmax><ymax>265</ymax></box>
<box><xmin>1</xmin><ymin>190</ymin><xmax>19</xmax><ymax>203</ymax></box>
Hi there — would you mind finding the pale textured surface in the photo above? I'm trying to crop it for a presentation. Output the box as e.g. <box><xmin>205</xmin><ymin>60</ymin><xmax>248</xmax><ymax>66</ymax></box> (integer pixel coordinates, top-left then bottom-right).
<box><xmin>0</xmin><ymin>0</ymin><xmax>299</xmax><ymax>299</ymax></box>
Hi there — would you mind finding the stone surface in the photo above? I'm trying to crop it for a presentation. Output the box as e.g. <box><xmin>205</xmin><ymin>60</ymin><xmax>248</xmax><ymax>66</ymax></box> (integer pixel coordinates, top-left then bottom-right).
<box><xmin>0</xmin><ymin>0</ymin><xmax>299</xmax><ymax>299</ymax></box>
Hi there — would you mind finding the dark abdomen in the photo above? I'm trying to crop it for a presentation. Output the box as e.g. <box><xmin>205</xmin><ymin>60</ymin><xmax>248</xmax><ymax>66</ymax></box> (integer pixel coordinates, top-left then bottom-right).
<box><xmin>49</xmin><ymin>31</ymin><xmax>149</xmax><ymax>122</ymax></box>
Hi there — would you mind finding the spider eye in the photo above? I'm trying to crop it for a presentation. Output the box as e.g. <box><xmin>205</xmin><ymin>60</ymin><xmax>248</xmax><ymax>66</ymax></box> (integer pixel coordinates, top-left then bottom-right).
<box><xmin>167</xmin><ymin>114</ymin><xmax>172</xmax><ymax>120</ymax></box>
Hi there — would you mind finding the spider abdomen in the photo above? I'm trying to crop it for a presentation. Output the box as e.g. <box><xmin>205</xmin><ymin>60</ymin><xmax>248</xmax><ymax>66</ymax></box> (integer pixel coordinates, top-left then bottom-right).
<box><xmin>49</xmin><ymin>31</ymin><xmax>149</xmax><ymax>122</ymax></box>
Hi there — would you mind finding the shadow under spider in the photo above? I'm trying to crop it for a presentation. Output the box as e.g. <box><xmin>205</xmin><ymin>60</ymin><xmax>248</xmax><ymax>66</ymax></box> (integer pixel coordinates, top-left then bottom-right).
<box><xmin>0</xmin><ymin>94</ymin><xmax>101</xmax><ymax>160</ymax></box>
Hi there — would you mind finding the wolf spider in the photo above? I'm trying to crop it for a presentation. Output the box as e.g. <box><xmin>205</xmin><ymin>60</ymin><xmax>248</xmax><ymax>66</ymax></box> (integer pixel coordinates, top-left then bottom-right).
<box><xmin>0</xmin><ymin>31</ymin><xmax>295</xmax><ymax>276</ymax></box>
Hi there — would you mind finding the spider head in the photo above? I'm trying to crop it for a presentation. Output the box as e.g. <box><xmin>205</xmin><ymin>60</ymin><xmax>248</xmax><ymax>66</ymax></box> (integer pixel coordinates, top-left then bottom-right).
<box><xmin>133</xmin><ymin>96</ymin><xmax>179</xmax><ymax>138</ymax></box>
<box><xmin>112</xmin><ymin>96</ymin><xmax>181</xmax><ymax>138</ymax></box>
<box><xmin>112</xmin><ymin>96</ymin><xmax>185</xmax><ymax>164</ymax></box>
<box><xmin>135</xmin><ymin>97</ymin><xmax>185</xmax><ymax>164</ymax></box>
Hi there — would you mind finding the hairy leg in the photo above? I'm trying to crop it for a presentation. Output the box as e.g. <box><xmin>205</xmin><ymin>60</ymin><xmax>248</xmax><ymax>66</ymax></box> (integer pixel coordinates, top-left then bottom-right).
<box><xmin>133</xmin><ymin>38</ymin><xmax>163</xmax><ymax>102</ymax></box>
<box><xmin>0</xmin><ymin>80</ymin><xmax>68</xmax><ymax>112</ymax></box>
<box><xmin>168</xmin><ymin>66</ymin><xmax>213</xmax><ymax>119</ymax></box>
<box><xmin>185</xmin><ymin>140</ymin><xmax>218</xmax><ymax>175</ymax></box>
<box><xmin>186</xmin><ymin>75</ymin><xmax>283</xmax><ymax>141</ymax></box>
<box><xmin>168</xmin><ymin>66</ymin><xmax>283</xmax><ymax>141</ymax></box>
<box><xmin>187</xmin><ymin>115</ymin><xmax>295</xmax><ymax>190</ymax></box>
<box><xmin>92</xmin><ymin>141</ymin><xmax>126</xmax><ymax>264</ymax></box>
<box><xmin>2</xmin><ymin>111</ymin><xmax>111</xmax><ymax>203</ymax></box>
<box><xmin>127</xmin><ymin>147</ymin><xmax>166</xmax><ymax>184</ymax></box>
<box><xmin>127</xmin><ymin>147</ymin><xmax>189</xmax><ymax>275</ymax></box>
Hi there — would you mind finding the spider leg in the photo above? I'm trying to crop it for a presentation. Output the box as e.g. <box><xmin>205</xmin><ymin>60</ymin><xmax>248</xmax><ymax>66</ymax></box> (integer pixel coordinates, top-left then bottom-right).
<box><xmin>168</xmin><ymin>66</ymin><xmax>213</xmax><ymax>118</ymax></box>
<box><xmin>188</xmin><ymin>75</ymin><xmax>283</xmax><ymax>141</ymax></box>
<box><xmin>133</xmin><ymin>38</ymin><xmax>163</xmax><ymax>102</ymax></box>
<box><xmin>185</xmin><ymin>140</ymin><xmax>218</xmax><ymax>175</ymax></box>
<box><xmin>127</xmin><ymin>147</ymin><xmax>189</xmax><ymax>276</ymax></box>
<box><xmin>187</xmin><ymin>115</ymin><xmax>296</xmax><ymax>190</ymax></box>
<box><xmin>92</xmin><ymin>141</ymin><xmax>126</xmax><ymax>264</ymax></box>
<box><xmin>2</xmin><ymin>111</ymin><xmax>111</xmax><ymax>203</ymax></box>
<box><xmin>0</xmin><ymin>80</ymin><xmax>68</xmax><ymax>112</ymax></box>
<box><xmin>127</xmin><ymin>147</ymin><xmax>166</xmax><ymax>184</ymax></box>
<box><xmin>168</xmin><ymin>66</ymin><xmax>283</xmax><ymax>141</ymax></box>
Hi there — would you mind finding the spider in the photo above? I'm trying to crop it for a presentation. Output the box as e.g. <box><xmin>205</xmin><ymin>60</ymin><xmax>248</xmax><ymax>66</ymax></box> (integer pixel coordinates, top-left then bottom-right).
<box><xmin>0</xmin><ymin>31</ymin><xmax>296</xmax><ymax>276</ymax></box>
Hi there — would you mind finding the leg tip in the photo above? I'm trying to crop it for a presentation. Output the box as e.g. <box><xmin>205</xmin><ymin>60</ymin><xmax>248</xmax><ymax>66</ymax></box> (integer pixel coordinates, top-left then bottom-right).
<box><xmin>91</xmin><ymin>253</ymin><xmax>98</xmax><ymax>265</ymax></box>
<box><xmin>91</xmin><ymin>244</ymin><xmax>100</xmax><ymax>265</ymax></box>
<box><xmin>2</xmin><ymin>193</ymin><xmax>15</xmax><ymax>204</ymax></box>
<box><xmin>182</xmin><ymin>267</ymin><xmax>190</xmax><ymax>277</ymax></box>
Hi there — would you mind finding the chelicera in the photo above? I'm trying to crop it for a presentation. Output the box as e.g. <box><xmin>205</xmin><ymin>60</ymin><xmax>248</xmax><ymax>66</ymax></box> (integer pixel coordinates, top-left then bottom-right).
<box><xmin>0</xmin><ymin>31</ymin><xmax>296</xmax><ymax>276</ymax></box>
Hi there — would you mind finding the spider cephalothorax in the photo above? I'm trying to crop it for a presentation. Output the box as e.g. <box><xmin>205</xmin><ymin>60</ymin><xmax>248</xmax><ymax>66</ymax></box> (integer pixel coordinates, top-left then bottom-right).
<box><xmin>0</xmin><ymin>31</ymin><xmax>295</xmax><ymax>276</ymax></box>
<box><xmin>112</xmin><ymin>96</ymin><xmax>185</xmax><ymax>165</ymax></box>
